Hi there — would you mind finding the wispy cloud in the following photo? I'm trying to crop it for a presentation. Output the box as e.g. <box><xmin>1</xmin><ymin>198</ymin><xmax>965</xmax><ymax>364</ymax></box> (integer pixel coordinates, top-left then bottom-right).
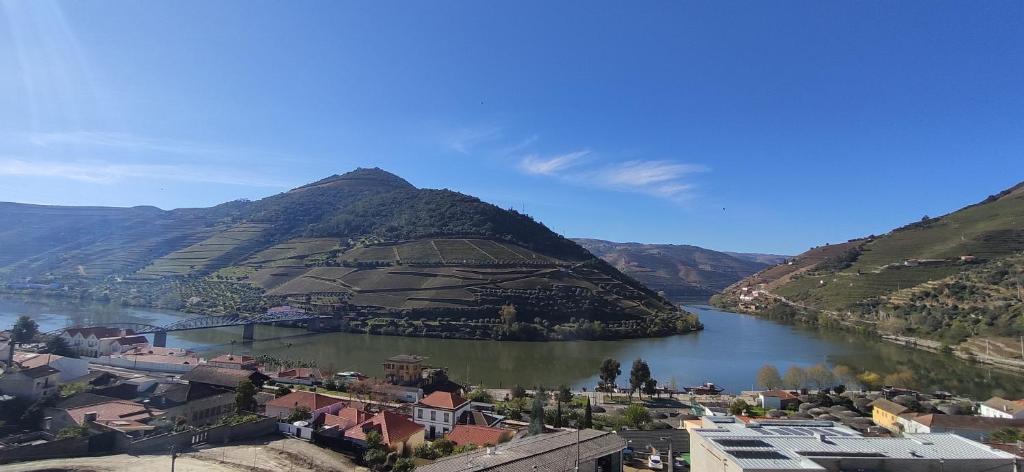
<box><xmin>519</xmin><ymin>150</ymin><xmax>590</xmax><ymax>175</ymax></box>
<box><xmin>0</xmin><ymin>157</ymin><xmax>289</xmax><ymax>187</ymax></box>
<box><xmin>444</xmin><ymin>125</ymin><xmax>503</xmax><ymax>154</ymax></box>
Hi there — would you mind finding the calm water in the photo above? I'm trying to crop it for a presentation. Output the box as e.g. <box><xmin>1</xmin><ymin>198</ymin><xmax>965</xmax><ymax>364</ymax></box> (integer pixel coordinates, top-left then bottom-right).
<box><xmin>2</xmin><ymin>297</ymin><xmax>1022</xmax><ymax>399</ymax></box>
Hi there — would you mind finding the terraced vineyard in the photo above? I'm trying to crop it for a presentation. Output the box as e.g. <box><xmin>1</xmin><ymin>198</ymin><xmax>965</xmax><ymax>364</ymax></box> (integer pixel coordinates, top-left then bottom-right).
<box><xmin>140</xmin><ymin>223</ymin><xmax>272</xmax><ymax>276</ymax></box>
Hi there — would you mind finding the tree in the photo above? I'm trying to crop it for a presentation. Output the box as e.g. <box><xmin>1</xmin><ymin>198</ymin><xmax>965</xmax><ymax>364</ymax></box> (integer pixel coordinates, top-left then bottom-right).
<box><xmin>235</xmin><ymin>379</ymin><xmax>257</xmax><ymax>413</ymax></box>
<box><xmin>622</xmin><ymin>404</ymin><xmax>651</xmax><ymax>429</ymax></box>
<box><xmin>528</xmin><ymin>388</ymin><xmax>546</xmax><ymax>435</ymax></box>
<box><xmin>599</xmin><ymin>358</ymin><xmax>621</xmax><ymax>391</ymax></box>
<box><xmin>642</xmin><ymin>378</ymin><xmax>658</xmax><ymax>398</ymax></box>
<box><xmin>393</xmin><ymin>457</ymin><xmax>416</xmax><ymax>472</ymax></box>
<box><xmin>729</xmin><ymin>399</ymin><xmax>750</xmax><ymax>416</ymax></box>
<box><xmin>43</xmin><ymin>336</ymin><xmax>77</xmax><ymax>358</ymax></box>
<box><xmin>629</xmin><ymin>358</ymin><xmax>651</xmax><ymax>399</ymax></box>
<box><xmin>275</xmin><ymin>385</ymin><xmax>293</xmax><ymax>397</ymax></box>
<box><xmin>510</xmin><ymin>384</ymin><xmax>527</xmax><ymax>399</ymax></box>
<box><xmin>756</xmin><ymin>364</ymin><xmax>783</xmax><ymax>389</ymax></box>
<box><xmin>431</xmin><ymin>438</ymin><xmax>456</xmax><ymax>457</ymax></box>
<box><xmin>883</xmin><ymin>369</ymin><xmax>916</xmax><ymax>388</ymax></box>
<box><xmin>581</xmin><ymin>398</ymin><xmax>593</xmax><ymax>429</ymax></box>
<box><xmin>286</xmin><ymin>405</ymin><xmax>311</xmax><ymax>423</ymax></box>
<box><xmin>805</xmin><ymin>364</ymin><xmax>835</xmax><ymax>390</ymax></box>
<box><xmin>11</xmin><ymin>316</ymin><xmax>39</xmax><ymax>344</ymax></box>
<box><xmin>782</xmin><ymin>366</ymin><xmax>807</xmax><ymax>389</ymax></box>
<box><xmin>554</xmin><ymin>401</ymin><xmax>562</xmax><ymax>428</ymax></box>
<box><xmin>468</xmin><ymin>387</ymin><xmax>495</xmax><ymax>404</ymax></box>
<box><xmin>858</xmin><ymin>371</ymin><xmax>883</xmax><ymax>390</ymax></box>
<box><xmin>364</xmin><ymin>430</ymin><xmax>388</xmax><ymax>470</ymax></box>
<box><xmin>55</xmin><ymin>424</ymin><xmax>90</xmax><ymax>440</ymax></box>
<box><xmin>557</xmin><ymin>385</ymin><xmax>573</xmax><ymax>404</ymax></box>
<box><xmin>832</xmin><ymin>365</ymin><xmax>854</xmax><ymax>385</ymax></box>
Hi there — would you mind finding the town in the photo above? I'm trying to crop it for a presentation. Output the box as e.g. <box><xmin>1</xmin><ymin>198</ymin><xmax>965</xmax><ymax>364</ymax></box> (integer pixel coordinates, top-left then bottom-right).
<box><xmin>2</xmin><ymin>309</ymin><xmax>1024</xmax><ymax>472</ymax></box>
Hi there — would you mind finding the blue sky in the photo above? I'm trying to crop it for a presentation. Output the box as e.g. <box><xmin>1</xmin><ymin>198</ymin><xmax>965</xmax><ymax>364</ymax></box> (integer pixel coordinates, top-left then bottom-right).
<box><xmin>0</xmin><ymin>1</ymin><xmax>1021</xmax><ymax>255</ymax></box>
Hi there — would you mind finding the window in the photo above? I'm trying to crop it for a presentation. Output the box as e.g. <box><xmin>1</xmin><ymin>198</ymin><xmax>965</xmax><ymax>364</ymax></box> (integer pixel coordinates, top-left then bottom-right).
<box><xmin>444</xmin><ymin>413</ymin><xmax>449</xmax><ymax>423</ymax></box>
<box><xmin>417</xmin><ymin>409</ymin><xmax>423</xmax><ymax>419</ymax></box>
<box><xmin>431</xmin><ymin>411</ymin><xmax>436</xmax><ymax>421</ymax></box>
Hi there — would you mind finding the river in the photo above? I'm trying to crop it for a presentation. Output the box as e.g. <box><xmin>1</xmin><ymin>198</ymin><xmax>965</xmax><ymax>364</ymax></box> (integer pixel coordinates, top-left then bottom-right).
<box><xmin>2</xmin><ymin>297</ymin><xmax>1021</xmax><ymax>399</ymax></box>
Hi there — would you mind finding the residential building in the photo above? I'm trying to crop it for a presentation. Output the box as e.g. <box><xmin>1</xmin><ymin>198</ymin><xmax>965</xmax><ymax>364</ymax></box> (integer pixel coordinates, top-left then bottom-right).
<box><xmin>268</xmin><ymin>367</ymin><xmax>325</xmax><ymax>386</ymax></box>
<box><xmin>45</xmin><ymin>398</ymin><xmax>164</xmax><ymax>435</ymax></box>
<box><xmin>265</xmin><ymin>390</ymin><xmax>346</xmax><ymax>420</ymax></box>
<box><xmin>12</xmin><ymin>351</ymin><xmax>89</xmax><ymax>382</ymax></box>
<box><xmin>150</xmin><ymin>382</ymin><xmax>236</xmax><ymax>427</ymax></box>
<box><xmin>898</xmin><ymin>414</ymin><xmax>1024</xmax><ymax>442</ymax></box>
<box><xmin>373</xmin><ymin>383</ymin><xmax>423</xmax><ymax>403</ymax></box>
<box><xmin>758</xmin><ymin>390</ymin><xmax>799</xmax><ymax>410</ymax></box>
<box><xmin>91</xmin><ymin>346</ymin><xmax>202</xmax><ymax>373</ymax></box>
<box><xmin>446</xmin><ymin>425</ymin><xmax>513</xmax><ymax>448</ymax></box>
<box><xmin>60</xmin><ymin>327</ymin><xmax>149</xmax><ymax>358</ymax></box>
<box><xmin>0</xmin><ymin>365</ymin><xmax>61</xmax><ymax>400</ymax></box>
<box><xmin>207</xmin><ymin>354</ymin><xmax>258</xmax><ymax>370</ymax></box>
<box><xmin>690</xmin><ymin>423</ymin><xmax>1018</xmax><ymax>472</ymax></box>
<box><xmin>346</xmin><ymin>411</ymin><xmax>425</xmax><ymax>455</ymax></box>
<box><xmin>182</xmin><ymin>365</ymin><xmax>269</xmax><ymax>389</ymax></box>
<box><xmin>981</xmin><ymin>397</ymin><xmax>1024</xmax><ymax>419</ymax></box>
<box><xmin>321</xmin><ymin>406</ymin><xmax>372</xmax><ymax>436</ymax></box>
<box><xmin>414</xmin><ymin>391</ymin><xmax>470</xmax><ymax>439</ymax></box>
<box><xmin>872</xmin><ymin>398</ymin><xmax>911</xmax><ymax>432</ymax></box>
<box><xmin>417</xmin><ymin>429</ymin><xmax>625</xmax><ymax>472</ymax></box>
<box><xmin>383</xmin><ymin>354</ymin><xmax>427</xmax><ymax>385</ymax></box>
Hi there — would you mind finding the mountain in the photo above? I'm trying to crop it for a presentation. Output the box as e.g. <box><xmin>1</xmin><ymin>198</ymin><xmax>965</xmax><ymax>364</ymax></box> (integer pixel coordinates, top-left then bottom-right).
<box><xmin>723</xmin><ymin>252</ymin><xmax>789</xmax><ymax>266</ymax></box>
<box><xmin>715</xmin><ymin>181</ymin><xmax>1024</xmax><ymax>351</ymax></box>
<box><xmin>572</xmin><ymin>238</ymin><xmax>773</xmax><ymax>301</ymax></box>
<box><xmin>0</xmin><ymin>168</ymin><xmax>699</xmax><ymax>341</ymax></box>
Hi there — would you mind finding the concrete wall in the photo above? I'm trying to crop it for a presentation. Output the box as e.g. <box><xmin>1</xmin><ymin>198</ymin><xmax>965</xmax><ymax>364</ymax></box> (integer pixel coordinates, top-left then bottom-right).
<box><xmin>161</xmin><ymin>391</ymin><xmax>236</xmax><ymax>427</ymax></box>
<box><xmin>127</xmin><ymin>416</ymin><xmax>278</xmax><ymax>454</ymax></box>
<box><xmin>90</xmin><ymin>356</ymin><xmax>197</xmax><ymax>373</ymax></box>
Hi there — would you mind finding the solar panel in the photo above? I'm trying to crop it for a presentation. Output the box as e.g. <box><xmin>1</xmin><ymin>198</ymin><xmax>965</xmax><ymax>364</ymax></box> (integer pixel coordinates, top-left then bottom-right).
<box><xmin>714</xmin><ymin>439</ymin><xmax>773</xmax><ymax>448</ymax></box>
<box><xmin>730</xmin><ymin>450</ymin><xmax>790</xmax><ymax>460</ymax></box>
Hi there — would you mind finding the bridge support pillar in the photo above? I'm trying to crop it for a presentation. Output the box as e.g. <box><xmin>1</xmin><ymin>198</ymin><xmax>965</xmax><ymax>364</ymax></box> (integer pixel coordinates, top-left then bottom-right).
<box><xmin>153</xmin><ymin>331</ymin><xmax>167</xmax><ymax>348</ymax></box>
<box><xmin>242</xmin><ymin>324</ymin><xmax>255</xmax><ymax>342</ymax></box>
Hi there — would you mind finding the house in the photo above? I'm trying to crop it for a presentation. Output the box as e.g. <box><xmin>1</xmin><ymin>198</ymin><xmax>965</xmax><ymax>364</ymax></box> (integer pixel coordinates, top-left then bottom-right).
<box><xmin>899</xmin><ymin>414</ymin><xmax>1024</xmax><ymax>442</ymax></box>
<box><xmin>0</xmin><ymin>364</ymin><xmax>61</xmax><ymax>400</ymax></box>
<box><xmin>45</xmin><ymin>398</ymin><xmax>164</xmax><ymax>435</ymax></box>
<box><xmin>383</xmin><ymin>354</ymin><xmax>427</xmax><ymax>385</ymax></box>
<box><xmin>446</xmin><ymin>425</ymin><xmax>513</xmax><ymax>447</ymax></box>
<box><xmin>689</xmin><ymin>426</ymin><xmax>1018</xmax><ymax>472</ymax></box>
<box><xmin>321</xmin><ymin>406</ymin><xmax>372</xmax><ymax>436</ymax></box>
<box><xmin>182</xmin><ymin>365</ymin><xmax>269</xmax><ymax>389</ymax></box>
<box><xmin>13</xmin><ymin>351</ymin><xmax>89</xmax><ymax>382</ymax></box>
<box><xmin>346</xmin><ymin>411</ymin><xmax>425</xmax><ymax>455</ymax></box>
<box><xmin>60</xmin><ymin>327</ymin><xmax>149</xmax><ymax>358</ymax></box>
<box><xmin>0</xmin><ymin>331</ymin><xmax>11</xmax><ymax>364</ymax></box>
<box><xmin>758</xmin><ymin>390</ymin><xmax>799</xmax><ymax>410</ymax></box>
<box><xmin>980</xmin><ymin>397</ymin><xmax>1024</xmax><ymax>419</ymax></box>
<box><xmin>268</xmin><ymin>367</ymin><xmax>325</xmax><ymax>386</ymax></box>
<box><xmin>414</xmin><ymin>391</ymin><xmax>471</xmax><ymax>439</ymax></box>
<box><xmin>207</xmin><ymin>354</ymin><xmax>258</xmax><ymax>370</ymax></box>
<box><xmin>871</xmin><ymin>398</ymin><xmax>911</xmax><ymax>432</ymax></box>
<box><xmin>265</xmin><ymin>390</ymin><xmax>346</xmax><ymax>420</ymax></box>
<box><xmin>373</xmin><ymin>383</ymin><xmax>423</xmax><ymax>403</ymax></box>
<box><xmin>91</xmin><ymin>346</ymin><xmax>202</xmax><ymax>373</ymax></box>
<box><xmin>417</xmin><ymin>429</ymin><xmax>625</xmax><ymax>472</ymax></box>
<box><xmin>149</xmin><ymin>381</ymin><xmax>236</xmax><ymax>427</ymax></box>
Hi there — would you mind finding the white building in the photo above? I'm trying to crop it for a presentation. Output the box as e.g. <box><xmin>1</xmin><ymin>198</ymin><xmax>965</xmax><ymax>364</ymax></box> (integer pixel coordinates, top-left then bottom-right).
<box><xmin>91</xmin><ymin>346</ymin><xmax>202</xmax><ymax>373</ymax></box>
<box><xmin>0</xmin><ymin>364</ymin><xmax>61</xmax><ymax>400</ymax></box>
<box><xmin>980</xmin><ymin>397</ymin><xmax>1024</xmax><ymax>419</ymax></box>
<box><xmin>414</xmin><ymin>391</ymin><xmax>470</xmax><ymax>439</ymax></box>
<box><xmin>12</xmin><ymin>351</ymin><xmax>89</xmax><ymax>382</ymax></box>
<box><xmin>60</xmin><ymin>327</ymin><xmax>150</xmax><ymax>358</ymax></box>
<box><xmin>690</xmin><ymin>416</ymin><xmax>1018</xmax><ymax>472</ymax></box>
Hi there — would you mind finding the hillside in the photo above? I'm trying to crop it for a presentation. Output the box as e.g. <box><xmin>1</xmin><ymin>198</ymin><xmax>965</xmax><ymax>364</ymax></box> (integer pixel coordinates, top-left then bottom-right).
<box><xmin>573</xmin><ymin>238</ymin><xmax>773</xmax><ymax>301</ymax></box>
<box><xmin>0</xmin><ymin>168</ymin><xmax>699</xmax><ymax>341</ymax></box>
<box><xmin>715</xmin><ymin>181</ymin><xmax>1024</xmax><ymax>355</ymax></box>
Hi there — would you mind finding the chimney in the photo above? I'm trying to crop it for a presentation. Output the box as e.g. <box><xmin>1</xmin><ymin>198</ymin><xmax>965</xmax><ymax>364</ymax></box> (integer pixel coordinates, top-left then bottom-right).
<box><xmin>43</xmin><ymin>417</ymin><xmax>52</xmax><ymax>431</ymax></box>
<box><xmin>84</xmin><ymin>411</ymin><xmax>98</xmax><ymax>423</ymax></box>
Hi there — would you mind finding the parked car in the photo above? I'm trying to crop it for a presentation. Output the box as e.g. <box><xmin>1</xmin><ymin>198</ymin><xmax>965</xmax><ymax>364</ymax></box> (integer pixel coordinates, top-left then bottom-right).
<box><xmin>648</xmin><ymin>454</ymin><xmax>663</xmax><ymax>470</ymax></box>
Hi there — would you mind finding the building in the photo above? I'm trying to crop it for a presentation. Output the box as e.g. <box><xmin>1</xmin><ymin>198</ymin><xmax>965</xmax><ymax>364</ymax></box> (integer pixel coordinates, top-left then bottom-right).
<box><xmin>182</xmin><ymin>365</ymin><xmax>269</xmax><ymax>389</ymax></box>
<box><xmin>373</xmin><ymin>383</ymin><xmax>423</xmax><ymax>403</ymax></box>
<box><xmin>414</xmin><ymin>391</ymin><xmax>470</xmax><ymax>439</ymax></box>
<box><xmin>321</xmin><ymin>406</ymin><xmax>372</xmax><ymax>436</ymax></box>
<box><xmin>149</xmin><ymin>382</ymin><xmax>237</xmax><ymax>427</ymax></box>
<box><xmin>446</xmin><ymin>425</ymin><xmax>513</xmax><ymax>447</ymax></box>
<box><xmin>12</xmin><ymin>351</ymin><xmax>89</xmax><ymax>382</ymax></box>
<box><xmin>0</xmin><ymin>331</ymin><xmax>10</xmax><ymax>364</ymax></box>
<box><xmin>60</xmin><ymin>328</ymin><xmax>149</xmax><ymax>358</ymax></box>
<box><xmin>91</xmin><ymin>346</ymin><xmax>202</xmax><ymax>373</ymax></box>
<box><xmin>690</xmin><ymin>423</ymin><xmax>1018</xmax><ymax>472</ymax></box>
<box><xmin>981</xmin><ymin>397</ymin><xmax>1024</xmax><ymax>419</ymax></box>
<box><xmin>871</xmin><ymin>398</ymin><xmax>911</xmax><ymax>432</ymax></box>
<box><xmin>416</xmin><ymin>429</ymin><xmax>625</xmax><ymax>472</ymax></box>
<box><xmin>207</xmin><ymin>354</ymin><xmax>258</xmax><ymax>370</ymax></box>
<box><xmin>898</xmin><ymin>414</ymin><xmax>1024</xmax><ymax>442</ymax></box>
<box><xmin>346</xmin><ymin>411</ymin><xmax>425</xmax><ymax>455</ymax></box>
<box><xmin>758</xmin><ymin>390</ymin><xmax>799</xmax><ymax>410</ymax></box>
<box><xmin>265</xmin><ymin>390</ymin><xmax>346</xmax><ymax>420</ymax></box>
<box><xmin>45</xmin><ymin>398</ymin><xmax>164</xmax><ymax>435</ymax></box>
<box><xmin>268</xmin><ymin>367</ymin><xmax>325</xmax><ymax>386</ymax></box>
<box><xmin>383</xmin><ymin>354</ymin><xmax>428</xmax><ymax>385</ymax></box>
<box><xmin>0</xmin><ymin>364</ymin><xmax>61</xmax><ymax>400</ymax></box>
<box><xmin>616</xmin><ymin>428</ymin><xmax>692</xmax><ymax>460</ymax></box>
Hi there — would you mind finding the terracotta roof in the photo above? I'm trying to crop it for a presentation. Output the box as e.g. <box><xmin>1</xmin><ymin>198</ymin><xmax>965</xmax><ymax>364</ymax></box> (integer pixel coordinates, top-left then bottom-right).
<box><xmin>65</xmin><ymin>400</ymin><xmax>163</xmax><ymax>427</ymax></box>
<box><xmin>183</xmin><ymin>365</ymin><xmax>267</xmax><ymax>388</ymax></box>
<box><xmin>16</xmin><ymin>364</ymin><xmax>60</xmax><ymax>379</ymax></box>
<box><xmin>323</xmin><ymin>407</ymin><xmax>372</xmax><ymax>431</ymax></box>
<box><xmin>761</xmin><ymin>390</ymin><xmax>797</xmax><ymax>399</ymax></box>
<box><xmin>266</xmin><ymin>391</ymin><xmax>344</xmax><ymax>411</ymax></box>
<box><xmin>13</xmin><ymin>352</ymin><xmax>65</xmax><ymax>369</ymax></box>
<box><xmin>984</xmin><ymin>397</ymin><xmax>1024</xmax><ymax>415</ymax></box>
<box><xmin>112</xmin><ymin>335</ymin><xmax>149</xmax><ymax>345</ymax></box>
<box><xmin>274</xmin><ymin>367</ymin><xmax>323</xmax><ymax>380</ymax></box>
<box><xmin>871</xmin><ymin>398</ymin><xmax>910</xmax><ymax>415</ymax></box>
<box><xmin>446</xmin><ymin>425</ymin><xmax>511</xmax><ymax>447</ymax></box>
<box><xmin>387</xmin><ymin>354</ymin><xmax>427</xmax><ymax>363</ymax></box>
<box><xmin>419</xmin><ymin>391</ymin><xmax>469</xmax><ymax>410</ymax></box>
<box><xmin>911</xmin><ymin>414</ymin><xmax>1024</xmax><ymax>431</ymax></box>
<box><xmin>347</xmin><ymin>411</ymin><xmax>424</xmax><ymax>445</ymax></box>
<box><xmin>209</xmin><ymin>354</ymin><xmax>255</xmax><ymax>364</ymax></box>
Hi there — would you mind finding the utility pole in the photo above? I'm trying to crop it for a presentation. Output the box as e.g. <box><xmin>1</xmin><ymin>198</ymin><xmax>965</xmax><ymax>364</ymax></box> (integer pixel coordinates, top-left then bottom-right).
<box><xmin>661</xmin><ymin>436</ymin><xmax>674</xmax><ymax>472</ymax></box>
<box><xmin>169</xmin><ymin>445</ymin><xmax>177</xmax><ymax>472</ymax></box>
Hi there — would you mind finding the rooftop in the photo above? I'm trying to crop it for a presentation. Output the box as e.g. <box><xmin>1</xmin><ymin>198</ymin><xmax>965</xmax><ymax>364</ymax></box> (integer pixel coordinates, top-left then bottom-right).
<box><xmin>984</xmin><ymin>397</ymin><xmax>1024</xmax><ymax>415</ymax></box>
<box><xmin>323</xmin><ymin>407</ymin><xmax>372</xmax><ymax>431</ymax></box>
<box><xmin>871</xmin><ymin>398</ymin><xmax>911</xmax><ymax>415</ymax></box>
<box><xmin>909</xmin><ymin>413</ymin><xmax>1024</xmax><ymax>431</ymax></box>
<box><xmin>417</xmin><ymin>429</ymin><xmax>625</xmax><ymax>472</ymax></box>
<box><xmin>446</xmin><ymin>425</ymin><xmax>511</xmax><ymax>447</ymax></box>
<box><xmin>266</xmin><ymin>390</ymin><xmax>344</xmax><ymax>411</ymax></box>
<box><xmin>63</xmin><ymin>327</ymin><xmax>135</xmax><ymax>339</ymax></box>
<box><xmin>419</xmin><ymin>391</ymin><xmax>468</xmax><ymax>410</ymax></box>
<box><xmin>760</xmin><ymin>389</ymin><xmax>798</xmax><ymax>399</ymax></box>
<box><xmin>14</xmin><ymin>364</ymin><xmax>61</xmax><ymax>379</ymax></box>
<box><xmin>386</xmin><ymin>354</ymin><xmax>427</xmax><ymax>363</ymax></box>
<box><xmin>182</xmin><ymin>365</ymin><xmax>267</xmax><ymax>388</ymax></box>
<box><xmin>64</xmin><ymin>399</ymin><xmax>163</xmax><ymax>430</ymax></box>
<box><xmin>13</xmin><ymin>352</ymin><xmax>67</xmax><ymax>369</ymax></box>
<box><xmin>346</xmin><ymin>411</ymin><xmax>424</xmax><ymax>445</ymax></box>
<box><xmin>701</xmin><ymin>416</ymin><xmax>860</xmax><ymax>437</ymax></box>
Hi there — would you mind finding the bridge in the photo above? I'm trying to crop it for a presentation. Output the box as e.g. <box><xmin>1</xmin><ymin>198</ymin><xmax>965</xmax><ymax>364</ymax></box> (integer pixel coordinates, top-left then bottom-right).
<box><xmin>52</xmin><ymin>310</ymin><xmax>330</xmax><ymax>347</ymax></box>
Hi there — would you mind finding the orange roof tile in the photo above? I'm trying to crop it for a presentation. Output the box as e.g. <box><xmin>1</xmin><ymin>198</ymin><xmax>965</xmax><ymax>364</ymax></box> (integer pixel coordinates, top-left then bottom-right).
<box><xmin>65</xmin><ymin>400</ymin><xmax>163</xmax><ymax>426</ymax></box>
<box><xmin>323</xmin><ymin>407</ymin><xmax>372</xmax><ymax>431</ymax></box>
<box><xmin>347</xmin><ymin>411</ymin><xmax>423</xmax><ymax>445</ymax></box>
<box><xmin>266</xmin><ymin>390</ymin><xmax>344</xmax><ymax>411</ymax></box>
<box><xmin>446</xmin><ymin>425</ymin><xmax>511</xmax><ymax>447</ymax></box>
<box><xmin>419</xmin><ymin>391</ymin><xmax>468</xmax><ymax>410</ymax></box>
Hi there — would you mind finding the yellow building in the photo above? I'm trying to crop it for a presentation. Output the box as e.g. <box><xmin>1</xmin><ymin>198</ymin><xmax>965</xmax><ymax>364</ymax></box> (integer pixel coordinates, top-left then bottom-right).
<box><xmin>871</xmin><ymin>398</ymin><xmax>910</xmax><ymax>432</ymax></box>
<box><xmin>383</xmin><ymin>354</ymin><xmax>427</xmax><ymax>385</ymax></box>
